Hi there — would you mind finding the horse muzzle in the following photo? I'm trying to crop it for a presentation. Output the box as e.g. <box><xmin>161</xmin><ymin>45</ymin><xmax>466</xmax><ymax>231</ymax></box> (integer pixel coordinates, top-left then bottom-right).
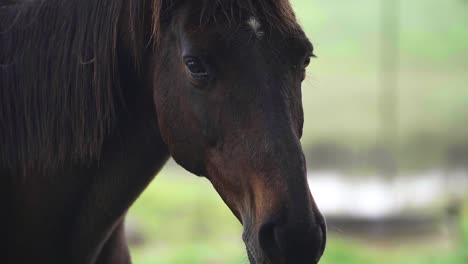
<box><xmin>243</xmin><ymin>210</ymin><xmax>327</xmax><ymax>264</ymax></box>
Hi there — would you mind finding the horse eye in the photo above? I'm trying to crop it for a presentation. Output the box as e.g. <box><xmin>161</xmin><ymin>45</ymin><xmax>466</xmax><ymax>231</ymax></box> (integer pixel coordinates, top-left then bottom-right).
<box><xmin>184</xmin><ymin>57</ymin><xmax>208</xmax><ymax>77</ymax></box>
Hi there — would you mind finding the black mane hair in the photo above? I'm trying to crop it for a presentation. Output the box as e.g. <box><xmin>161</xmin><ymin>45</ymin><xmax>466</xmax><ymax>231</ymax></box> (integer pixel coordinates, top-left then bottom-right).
<box><xmin>0</xmin><ymin>0</ymin><xmax>150</xmax><ymax>173</ymax></box>
<box><xmin>0</xmin><ymin>0</ymin><xmax>297</xmax><ymax>173</ymax></box>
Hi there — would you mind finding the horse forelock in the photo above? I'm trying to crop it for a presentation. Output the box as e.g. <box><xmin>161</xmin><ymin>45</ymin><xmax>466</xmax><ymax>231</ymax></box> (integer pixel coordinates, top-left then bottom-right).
<box><xmin>148</xmin><ymin>0</ymin><xmax>298</xmax><ymax>37</ymax></box>
<box><xmin>196</xmin><ymin>0</ymin><xmax>299</xmax><ymax>34</ymax></box>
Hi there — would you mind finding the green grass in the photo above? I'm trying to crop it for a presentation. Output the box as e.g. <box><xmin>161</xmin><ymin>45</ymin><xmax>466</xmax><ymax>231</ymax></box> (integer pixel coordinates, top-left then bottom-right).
<box><xmin>128</xmin><ymin>165</ymin><xmax>245</xmax><ymax>264</ymax></box>
<box><xmin>322</xmin><ymin>199</ymin><xmax>468</xmax><ymax>264</ymax></box>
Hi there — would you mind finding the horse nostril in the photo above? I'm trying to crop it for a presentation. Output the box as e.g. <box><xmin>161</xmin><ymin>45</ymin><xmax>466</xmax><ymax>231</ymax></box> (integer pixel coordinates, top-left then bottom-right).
<box><xmin>258</xmin><ymin>221</ymin><xmax>281</xmax><ymax>258</ymax></box>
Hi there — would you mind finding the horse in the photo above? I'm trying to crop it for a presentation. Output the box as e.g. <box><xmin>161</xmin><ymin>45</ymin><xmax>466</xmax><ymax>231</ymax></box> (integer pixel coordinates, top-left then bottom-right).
<box><xmin>0</xmin><ymin>0</ymin><xmax>326</xmax><ymax>263</ymax></box>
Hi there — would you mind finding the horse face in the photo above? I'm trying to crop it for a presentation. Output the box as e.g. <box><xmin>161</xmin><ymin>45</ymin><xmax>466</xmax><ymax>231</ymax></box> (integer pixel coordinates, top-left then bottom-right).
<box><xmin>152</xmin><ymin>2</ymin><xmax>326</xmax><ymax>263</ymax></box>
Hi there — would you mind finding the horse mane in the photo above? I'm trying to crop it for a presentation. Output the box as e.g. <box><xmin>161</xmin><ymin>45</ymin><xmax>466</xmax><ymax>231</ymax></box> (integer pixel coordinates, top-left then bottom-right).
<box><xmin>0</xmin><ymin>0</ymin><xmax>296</xmax><ymax>174</ymax></box>
<box><xmin>0</xmin><ymin>0</ymin><xmax>157</xmax><ymax>173</ymax></box>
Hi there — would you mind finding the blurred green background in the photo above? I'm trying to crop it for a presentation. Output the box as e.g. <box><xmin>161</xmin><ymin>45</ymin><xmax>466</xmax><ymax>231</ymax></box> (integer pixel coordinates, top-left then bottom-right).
<box><xmin>127</xmin><ymin>0</ymin><xmax>468</xmax><ymax>263</ymax></box>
